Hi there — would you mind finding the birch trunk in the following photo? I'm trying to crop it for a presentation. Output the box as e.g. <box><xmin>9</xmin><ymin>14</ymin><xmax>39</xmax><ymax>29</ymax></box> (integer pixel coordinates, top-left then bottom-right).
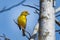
<box><xmin>39</xmin><ymin>0</ymin><xmax>55</xmax><ymax>40</ymax></box>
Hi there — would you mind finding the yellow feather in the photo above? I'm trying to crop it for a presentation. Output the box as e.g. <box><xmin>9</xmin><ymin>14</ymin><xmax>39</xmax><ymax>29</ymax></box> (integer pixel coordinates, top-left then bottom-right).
<box><xmin>18</xmin><ymin>15</ymin><xmax>26</xmax><ymax>28</ymax></box>
<box><xmin>17</xmin><ymin>11</ymin><xmax>29</xmax><ymax>36</ymax></box>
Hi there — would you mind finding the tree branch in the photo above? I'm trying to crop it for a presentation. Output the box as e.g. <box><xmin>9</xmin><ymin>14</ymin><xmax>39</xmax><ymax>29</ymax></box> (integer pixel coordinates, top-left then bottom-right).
<box><xmin>56</xmin><ymin>14</ymin><xmax>60</xmax><ymax>17</ymax></box>
<box><xmin>0</xmin><ymin>34</ymin><xmax>10</xmax><ymax>40</ymax></box>
<box><xmin>22</xmin><ymin>4</ymin><xmax>40</xmax><ymax>11</ymax></box>
<box><xmin>34</xmin><ymin>10</ymin><xmax>39</xmax><ymax>15</ymax></box>
<box><xmin>0</xmin><ymin>0</ymin><xmax>26</xmax><ymax>13</ymax></box>
<box><xmin>55</xmin><ymin>19</ymin><xmax>60</xmax><ymax>26</ymax></box>
<box><xmin>56</xmin><ymin>30</ymin><xmax>60</xmax><ymax>32</ymax></box>
<box><xmin>56</xmin><ymin>30</ymin><xmax>60</xmax><ymax>34</ymax></box>
<box><xmin>55</xmin><ymin>7</ymin><xmax>60</xmax><ymax>14</ymax></box>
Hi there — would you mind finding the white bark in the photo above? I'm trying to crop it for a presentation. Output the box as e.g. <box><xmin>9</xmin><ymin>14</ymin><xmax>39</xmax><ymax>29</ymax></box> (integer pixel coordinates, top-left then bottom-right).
<box><xmin>30</xmin><ymin>0</ymin><xmax>57</xmax><ymax>40</ymax></box>
<box><xmin>32</xmin><ymin>23</ymin><xmax>39</xmax><ymax>35</ymax></box>
<box><xmin>30</xmin><ymin>23</ymin><xmax>39</xmax><ymax>40</ymax></box>
<box><xmin>40</xmin><ymin>0</ymin><xmax>55</xmax><ymax>40</ymax></box>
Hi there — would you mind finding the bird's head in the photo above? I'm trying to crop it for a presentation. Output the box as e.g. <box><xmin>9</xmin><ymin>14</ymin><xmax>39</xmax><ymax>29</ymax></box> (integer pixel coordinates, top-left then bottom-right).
<box><xmin>21</xmin><ymin>11</ymin><xmax>29</xmax><ymax>16</ymax></box>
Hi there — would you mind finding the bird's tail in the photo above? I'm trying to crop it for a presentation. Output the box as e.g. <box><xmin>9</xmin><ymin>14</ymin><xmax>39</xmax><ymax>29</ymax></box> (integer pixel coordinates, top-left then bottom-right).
<box><xmin>22</xmin><ymin>29</ymin><xmax>25</xmax><ymax>36</ymax></box>
<box><xmin>19</xmin><ymin>26</ymin><xmax>21</xmax><ymax>30</ymax></box>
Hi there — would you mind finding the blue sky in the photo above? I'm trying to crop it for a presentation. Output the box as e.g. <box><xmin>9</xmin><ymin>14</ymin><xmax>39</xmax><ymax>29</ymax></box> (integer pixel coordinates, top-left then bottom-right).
<box><xmin>0</xmin><ymin>0</ymin><xmax>39</xmax><ymax>40</ymax></box>
<box><xmin>55</xmin><ymin>0</ymin><xmax>60</xmax><ymax>40</ymax></box>
<box><xmin>0</xmin><ymin>0</ymin><xmax>60</xmax><ymax>40</ymax></box>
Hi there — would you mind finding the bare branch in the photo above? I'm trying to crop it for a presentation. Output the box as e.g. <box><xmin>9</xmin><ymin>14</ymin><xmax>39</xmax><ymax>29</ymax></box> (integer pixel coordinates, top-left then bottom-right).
<box><xmin>56</xmin><ymin>30</ymin><xmax>60</xmax><ymax>34</ymax></box>
<box><xmin>56</xmin><ymin>30</ymin><xmax>60</xmax><ymax>32</ymax></box>
<box><xmin>55</xmin><ymin>7</ymin><xmax>60</xmax><ymax>14</ymax></box>
<box><xmin>0</xmin><ymin>34</ymin><xmax>10</xmax><ymax>40</ymax></box>
<box><xmin>0</xmin><ymin>0</ymin><xmax>26</xmax><ymax>13</ymax></box>
<box><xmin>5</xmin><ymin>37</ymin><xmax>10</xmax><ymax>40</ymax></box>
<box><xmin>22</xmin><ymin>4</ymin><xmax>40</xmax><ymax>11</ymax></box>
<box><xmin>0</xmin><ymin>33</ymin><xmax>6</xmax><ymax>38</ymax></box>
<box><xmin>13</xmin><ymin>19</ymin><xmax>31</xmax><ymax>39</ymax></box>
<box><xmin>55</xmin><ymin>19</ymin><xmax>60</xmax><ymax>26</ymax></box>
<box><xmin>0</xmin><ymin>36</ymin><xmax>4</xmax><ymax>37</ymax></box>
<box><xmin>34</xmin><ymin>10</ymin><xmax>39</xmax><ymax>15</ymax></box>
<box><xmin>13</xmin><ymin>19</ymin><xmax>18</xmax><ymax>26</ymax></box>
<box><xmin>3</xmin><ymin>34</ymin><xmax>10</xmax><ymax>40</ymax></box>
<box><xmin>56</xmin><ymin>14</ymin><xmax>60</xmax><ymax>17</ymax></box>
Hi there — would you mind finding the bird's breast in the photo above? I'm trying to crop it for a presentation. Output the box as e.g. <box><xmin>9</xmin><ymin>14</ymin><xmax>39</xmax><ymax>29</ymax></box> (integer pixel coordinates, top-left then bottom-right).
<box><xmin>18</xmin><ymin>15</ymin><xmax>27</xmax><ymax>28</ymax></box>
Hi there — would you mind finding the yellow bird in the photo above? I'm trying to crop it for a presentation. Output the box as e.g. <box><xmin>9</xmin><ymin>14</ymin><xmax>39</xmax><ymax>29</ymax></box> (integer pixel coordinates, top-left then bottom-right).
<box><xmin>17</xmin><ymin>11</ymin><xmax>29</xmax><ymax>36</ymax></box>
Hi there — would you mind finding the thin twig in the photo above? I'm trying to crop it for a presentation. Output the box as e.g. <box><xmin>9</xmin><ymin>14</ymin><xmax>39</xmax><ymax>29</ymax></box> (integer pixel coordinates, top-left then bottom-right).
<box><xmin>55</xmin><ymin>7</ymin><xmax>60</xmax><ymax>14</ymax></box>
<box><xmin>55</xmin><ymin>19</ymin><xmax>60</xmax><ymax>26</ymax></box>
<box><xmin>56</xmin><ymin>30</ymin><xmax>60</xmax><ymax>32</ymax></box>
<box><xmin>56</xmin><ymin>30</ymin><xmax>60</xmax><ymax>34</ymax></box>
<box><xmin>0</xmin><ymin>0</ymin><xmax>26</xmax><ymax>13</ymax></box>
<box><xmin>56</xmin><ymin>14</ymin><xmax>60</xmax><ymax>17</ymax></box>
<box><xmin>34</xmin><ymin>10</ymin><xmax>39</xmax><ymax>15</ymax></box>
<box><xmin>22</xmin><ymin>4</ymin><xmax>40</xmax><ymax>11</ymax></box>
<box><xmin>0</xmin><ymin>34</ymin><xmax>10</xmax><ymax>40</ymax></box>
<box><xmin>0</xmin><ymin>36</ymin><xmax>4</xmax><ymax>37</ymax></box>
<box><xmin>25</xmin><ymin>34</ymin><xmax>30</xmax><ymax>40</ymax></box>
